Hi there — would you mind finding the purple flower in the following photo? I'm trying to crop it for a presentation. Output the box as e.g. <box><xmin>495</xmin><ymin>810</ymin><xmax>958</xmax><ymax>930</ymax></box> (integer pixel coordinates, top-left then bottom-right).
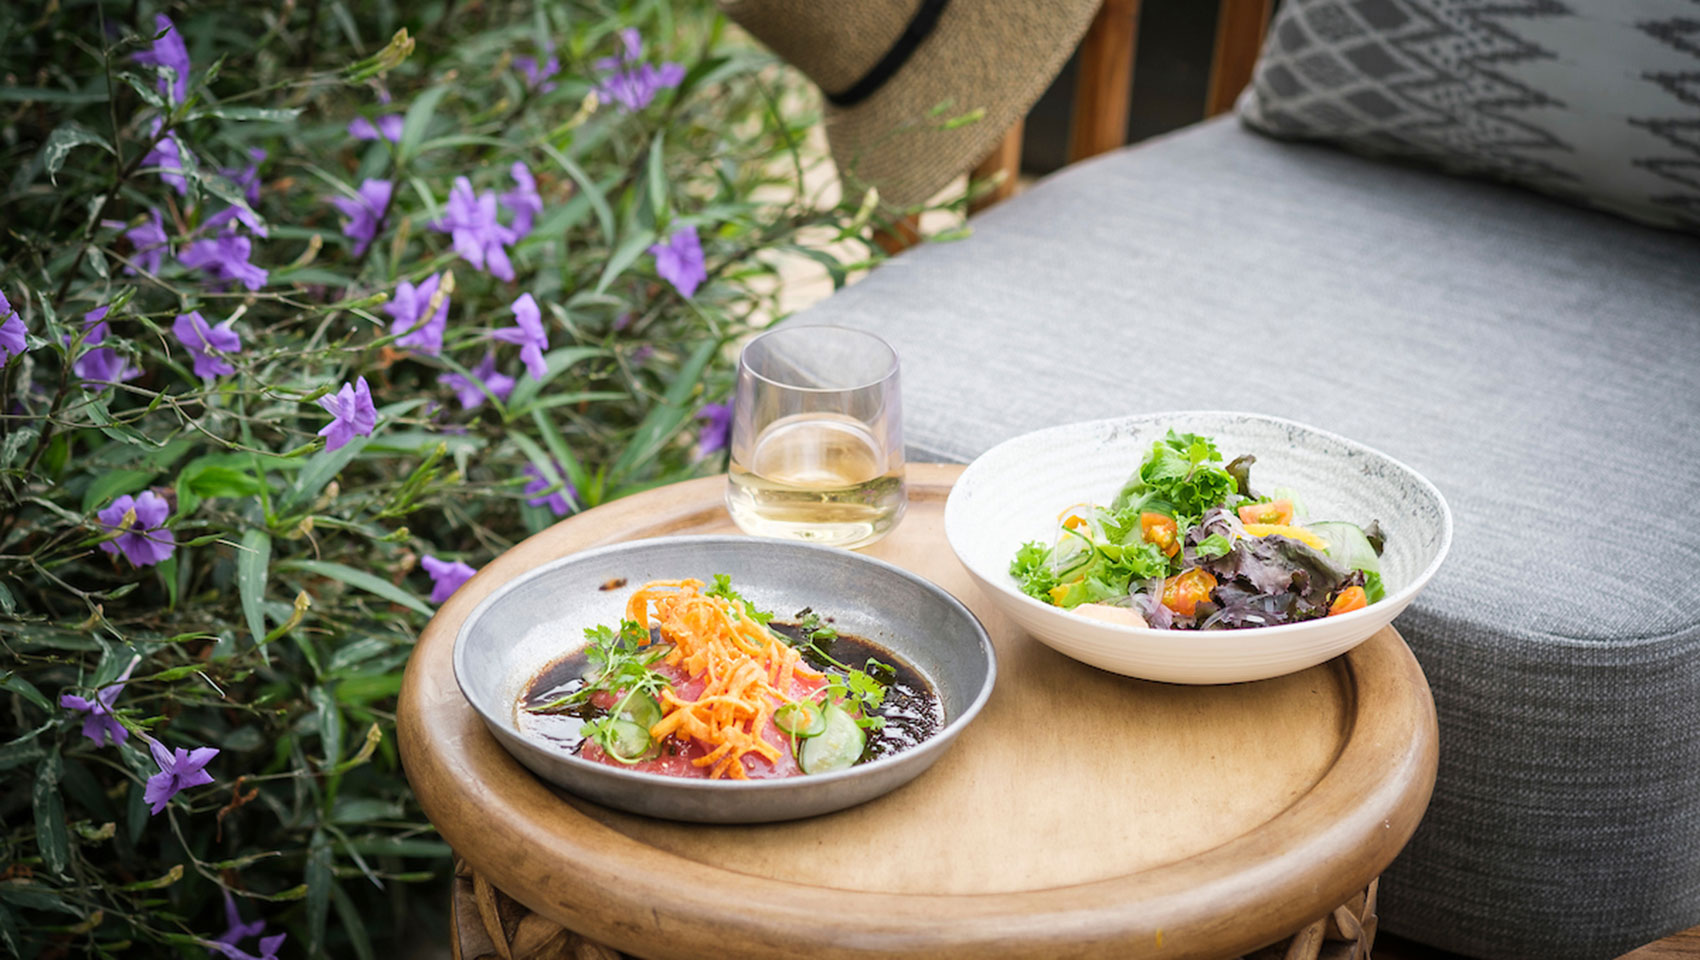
<box><xmin>0</xmin><ymin>291</ymin><xmax>25</xmax><ymax>365</ymax></box>
<box><xmin>594</xmin><ymin>29</ymin><xmax>685</xmax><ymax>112</ymax></box>
<box><xmin>200</xmin><ymin>204</ymin><xmax>268</xmax><ymax>239</ymax></box>
<box><xmin>220</xmin><ymin>148</ymin><xmax>267</xmax><ymax>206</ymax></box>
<box><xmin>124</xmin><ymin>209</ymin><xmax>170</xmax><ymax>275</ymax></box>
<box><xmin>385</xmin><ymin>273</ymin><xmax>450</xmax><ymax>355</ymax></box>
<box><xmin>332</xmin><ymin>179</ymin><xmax>392</xmax><ymax>257</ymax></box>
<box><xmin>179</xmin><ymin>231</ymin><xmax>267</xmax><ymax>291</ymax></box>
<box><xmin>514</xmin><ymin>49</ymin><xmax>560</xmax><ymax>93</ymax></box>
<box><xmin>492</xmin><ymin>293</ymin><xmax>548</xmax><ymax>380</ymax></box>
<box><xmin>143</xmin><ymin>738</ymin><xmax>217</xmax><ymax>815</ymax></box>
<box><xmin>348</xmin><ymin>115</ymin><xmax>405</xmax><ymax>143</ymax></box>
<box><xmin>97</xmin><ymin>491</ymin><xmax>176</xmax><ymax>568</ymax></box>
<box><xmin>131</xmin><ymin>14</ymin><xmax>191</xmax><ymax>103</ymax></box>
<box><xmin>172</xmin><ymin>311</ymin><xmax>242</xmax><ymax>381</ymax></box>
<box><xmin>142</xmin><ymin>121</ymin><xmax>189</xmax><ymax>195</ymax></box>
<box><xmin>522</xmin><ymin>462</ymin><xmax>577</xmax><ymax>516</ymax></box>
<box><xmin>66</xmin><ymin>306</ymin><xmax>142</xmax><ymax>389</ymax></box>
<box><xmin>204</xmin><ymin>933</ymin><xmax>286</xmax><ymax>960</ymax></box>
<box><xmin>58</xmin><ymin>656</ymin><xmax>140</xmax><ymax>748</ymax></box>
<box><xmin>432</xmin><ymin>177</ymin><xmax>516</xmax><ymax>281</ymax></box>
<box><xmin>696</xmin><ymin>402</ymin><xmax>732</xmax><ymax>457</ymax></box>
<box><xmin>421</xmin><ymin>555</ymin><xmax>477</xmax><ymax>604</ymax></box>
<box><xmin>317</xmin><ymin>376</ymin><xmax>377</xmax><ymax>451</ymax></box>
<box><xmin>437</xmin><ymin>353</ymin><xmax>515</xmax><ymax>411</ymax></box>
<box><xmin>650</xmin><ymin>226</ymin><xmax>706</xmax><ymax>298</ymax></box>
<box><xmin>500</xmin><ymin>162</ymin><xmax>544</xmax><ymax>239</ymax></box>
<box><xmin>212</xmin><ymin>889</ymin><xmax>267</xmax><ymax>955</ymax></box>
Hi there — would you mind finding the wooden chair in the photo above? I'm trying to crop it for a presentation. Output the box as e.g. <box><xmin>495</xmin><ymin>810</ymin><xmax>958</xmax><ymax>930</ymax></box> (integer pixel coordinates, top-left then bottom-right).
<box><xmin>875</xmin><ymin>0</ymin><xmax>1271</xmax><ymax>251</ymax></box>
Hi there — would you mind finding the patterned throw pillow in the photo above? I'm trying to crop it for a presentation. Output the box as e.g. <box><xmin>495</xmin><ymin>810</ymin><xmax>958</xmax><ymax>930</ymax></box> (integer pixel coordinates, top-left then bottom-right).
<box><xmin>1238</xmin><ymin>0</ymin><xmax>1700</xmax><ymax>234</ymax></box>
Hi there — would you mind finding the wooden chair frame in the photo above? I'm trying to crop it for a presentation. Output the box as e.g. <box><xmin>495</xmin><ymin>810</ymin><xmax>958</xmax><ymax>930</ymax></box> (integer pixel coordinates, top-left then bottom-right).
<box><xmin>967</xmin><ymin>0</ymin><xmax>1272</xmax><ymax>215</ymax></box>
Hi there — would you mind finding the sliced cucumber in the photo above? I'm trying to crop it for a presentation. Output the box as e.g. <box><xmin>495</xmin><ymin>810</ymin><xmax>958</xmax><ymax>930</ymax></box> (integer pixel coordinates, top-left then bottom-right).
<box><xmin>603</xmin><ymin>719</ymin><xmax>653</xmax><ymax>761</ymax></box>
<box><xmin>797</xmin><ymin>704</ymin><xmax>865</xmax><ymax>775</ymax></box>
<box><xmin>1307</xmin><ymin>521</ymin><xmax>1381</xmax><ymax>575</ymax></box>
<box><xmin>618</xmin><ymin>692</ymin><xmax>663</xmax><ymax>730</ymax></box>
<box><xmin>775</xmin><ymin>700</ymin><xmax>827</xmax><ymax>737</ymax></box>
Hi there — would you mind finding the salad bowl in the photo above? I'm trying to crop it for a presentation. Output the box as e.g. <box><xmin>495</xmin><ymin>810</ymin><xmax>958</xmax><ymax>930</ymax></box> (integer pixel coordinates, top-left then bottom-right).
<box><xmin>453</xmin><ymin>535</ymin><xmax>996</xmax><ymax>822</ymax></box>
<box><xmin>944</xmin><ymin>412</ymin><xmax>1451</xmax><ymax>684</ymax></box>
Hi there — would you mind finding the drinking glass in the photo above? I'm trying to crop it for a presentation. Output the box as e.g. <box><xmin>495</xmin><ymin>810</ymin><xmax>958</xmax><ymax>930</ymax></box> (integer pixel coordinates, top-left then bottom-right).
<box><xmin>725</xmin><ymin>325</ymin><xmax>906</xmax><ymax>549</ymax></box>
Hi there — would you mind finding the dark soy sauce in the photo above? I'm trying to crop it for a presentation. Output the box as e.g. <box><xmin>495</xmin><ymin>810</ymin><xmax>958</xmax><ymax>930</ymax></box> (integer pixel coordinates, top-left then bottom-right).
<box><xmin>518</xmin><ymin>621</ymin><xmax>944</xmax><ymax>767</ymax></box>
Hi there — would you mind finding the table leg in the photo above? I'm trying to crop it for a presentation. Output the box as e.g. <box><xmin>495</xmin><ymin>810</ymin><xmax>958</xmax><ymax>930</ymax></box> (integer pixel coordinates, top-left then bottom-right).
<box><xmin>452</xmin><ymin>860</ymin><xmax>1378</xmax><ymax>960</ymax></box>
<box><xmin>1238</xmin><ymin>878</ymin><xmax>1380</xmax><ymax>960</ymax></box>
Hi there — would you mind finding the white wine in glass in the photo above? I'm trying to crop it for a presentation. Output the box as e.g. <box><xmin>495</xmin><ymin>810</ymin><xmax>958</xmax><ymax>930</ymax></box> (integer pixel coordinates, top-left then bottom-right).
<box><xmin>725</xmin><ymin>327</ymin><xmax>906</xmax><ymax>549</ymax></box>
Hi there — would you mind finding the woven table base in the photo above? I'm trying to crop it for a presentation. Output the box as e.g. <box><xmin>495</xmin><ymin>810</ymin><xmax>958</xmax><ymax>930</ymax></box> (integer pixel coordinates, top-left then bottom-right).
<box><xmin>449</xmin><ymin>857</ymin><xmax>1380</xmax><ymax>960</ymax></box>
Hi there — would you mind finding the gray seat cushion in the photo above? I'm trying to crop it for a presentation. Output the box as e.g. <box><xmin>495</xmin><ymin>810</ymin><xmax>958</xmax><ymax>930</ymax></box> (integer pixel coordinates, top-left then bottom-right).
<box><xmin>797</xmin><ymin>116</ymin><xmax>1700</xmax><ymax>960</ymax></box>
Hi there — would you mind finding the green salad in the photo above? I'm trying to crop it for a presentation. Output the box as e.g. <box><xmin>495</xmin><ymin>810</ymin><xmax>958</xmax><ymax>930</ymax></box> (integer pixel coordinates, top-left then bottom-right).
<box><xmin>1009</xmin><ymin>431</ymin><xmax>1386</xmax><ymax>630</ymax></box>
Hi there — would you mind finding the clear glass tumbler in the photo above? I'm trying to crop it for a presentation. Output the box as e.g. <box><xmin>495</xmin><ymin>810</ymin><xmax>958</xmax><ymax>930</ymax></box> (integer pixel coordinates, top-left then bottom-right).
<box><xmin>725</xmin><ymin>325</ymin><xmax>906</xmax><ymax>549</ymax></box>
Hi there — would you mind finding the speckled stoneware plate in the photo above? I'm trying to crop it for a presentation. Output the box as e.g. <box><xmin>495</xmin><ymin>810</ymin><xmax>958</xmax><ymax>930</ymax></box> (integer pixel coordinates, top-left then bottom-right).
<box><xmin>945</xmin><ymin>412</ymin><xmax>1451</xmax><ymax>684</ymax></box>
<box><xmin>453</xmin><ymin>535</ymin><xmax>996</xmax><ymax>823</ymax></box>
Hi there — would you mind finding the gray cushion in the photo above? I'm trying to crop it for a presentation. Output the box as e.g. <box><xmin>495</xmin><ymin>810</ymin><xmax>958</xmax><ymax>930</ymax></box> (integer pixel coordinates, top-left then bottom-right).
<box><xmin>797</xmin><ymin>116</ymin><xmax>1700</xmax><ymax>960</ymax></box>
<box><xmin>1238</xmin><ymin>0</ymin><xmax>1700</xmax><ymax>234</ymax></box>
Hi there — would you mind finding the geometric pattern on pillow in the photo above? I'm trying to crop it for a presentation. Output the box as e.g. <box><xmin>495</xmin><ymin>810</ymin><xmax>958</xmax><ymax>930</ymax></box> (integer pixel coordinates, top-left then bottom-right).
<box><xmin>1238</xmin><ymin>0</ymin><xmax>1700</xmax><ymax>233</ymax></box>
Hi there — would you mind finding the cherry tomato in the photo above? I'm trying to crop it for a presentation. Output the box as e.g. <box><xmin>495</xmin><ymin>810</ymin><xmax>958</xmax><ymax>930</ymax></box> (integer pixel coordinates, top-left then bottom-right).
<box><xmin>1237</xmin><ymin>498</ymin><xmax>1294</xmax><ymax>526</ymax></box>
<box><xmin>1140</xmin><ymin>512</ymin><xmax>1180</xmax><ymax>557</ymax></box>
<box><xmin>1329</xmin><ymin>585</ymin><xmax>1368</xmax><ymax>616</ymax></box>
<box><xmin>1162</xmin><ymin>568</ymin><xmax>1218</xmax><ymax>617</ymax></box>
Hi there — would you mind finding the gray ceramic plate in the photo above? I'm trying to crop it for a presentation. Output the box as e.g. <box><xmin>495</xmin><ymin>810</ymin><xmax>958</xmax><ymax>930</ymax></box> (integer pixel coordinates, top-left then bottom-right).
<box><xmin>452</xmin><ymin>535</ymin><xmax>996</xmax><ymax>823</ymax></box>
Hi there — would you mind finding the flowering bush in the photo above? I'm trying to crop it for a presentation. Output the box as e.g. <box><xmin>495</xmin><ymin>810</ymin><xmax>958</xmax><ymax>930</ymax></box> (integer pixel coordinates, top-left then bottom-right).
<box><xmin>0</xmin><ymin>1</ymin><xmax>896</xmax><ymax>955</ymax></box>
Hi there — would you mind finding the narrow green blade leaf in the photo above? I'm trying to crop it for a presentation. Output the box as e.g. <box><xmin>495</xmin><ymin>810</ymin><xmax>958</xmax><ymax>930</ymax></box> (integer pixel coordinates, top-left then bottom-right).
<box><xmin>306</xmin><ymin>828</ymin><xmax>333</xmax><ymax>957</ymax></box>
<box><xmin>80</xmin><ymin>468</ymin><xmax>157</xmax><ymax>514</ymax></box>
<box><xmin>32</xmin><ymin>752</ymin><xmax>69</xmax><ymax>876</ymax></box>
<box><xmin>275</xmin><ymin>560</ymin><xmax>433</xmax><ymax>617</ymax></box>
<box><xmin>647</xmin><ymin>131</ymin><xmax>668</xmax><ymax>222</ymax></box>
<box><xmin>238</xmin><ymin>530</ymin><xmax>272</xmax><ymax>646</ymax></box>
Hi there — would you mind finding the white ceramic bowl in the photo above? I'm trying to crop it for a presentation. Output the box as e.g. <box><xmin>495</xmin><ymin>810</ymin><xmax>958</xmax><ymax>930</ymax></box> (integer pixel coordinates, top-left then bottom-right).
<box><xmin>944</xmin><ymin>412</ymin><xmax>1452</xmax><ymax>684</ymax></box>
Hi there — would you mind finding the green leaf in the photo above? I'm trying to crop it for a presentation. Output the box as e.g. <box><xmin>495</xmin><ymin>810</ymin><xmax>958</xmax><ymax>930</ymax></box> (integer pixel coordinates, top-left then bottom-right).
<box><xmin>185</xmin><ymin>464</ymin><xmax>263</xmax><ymax>499</ymax></box>
<box><xmin>540</xmin><ymin>145</ymin><xmax>614</xmax><ymax>245</ymax></box>
<box><xmin>503</xmin><ymin>346</ymin><xmax>609</xmax><ymax>409</ymax></box>
<box><xmin>306</xmin><ymin>828</ymin><xmax>333</xmax><ymax>958</ymax></box>
<box><xmin>32</xmin><ymin>752</ymin><xmax>69</xmax><ymax>876</ymax></box>
<box><xmin>611</xmin><ymin>338</ymin><xmax>717</xmax><ymax>482</ymax></box>
<box><xmin>238</xmin><ymin>530</ymin><xmax>271</xmax><ymax>647</ymax></box>
<box><xmin>647</xmin><ymin>131</ymin><xmax>668</xmax><ymax>222</ymax></box>
<box><xmin>330</xmin><ymin>881</ymin><xmax>376</xmax><ymax>960</ymax></box>
<box><xmin>285</xmin><ymin>438</ymin><xmax>367</xmax><ymax>511</ymax></box>
<box><xmin>0</xmin><ymin>904</ymin><xmax>15</xmax><ymax>959</ymax></box>
<box><xmin>398</xmin><ymin>86</ymin><xmax>450</xmax><ymax>163</ymax></box>
<box><xmin>80</xmin><ymin>469</ymin><xmax>157</xmax><ymax>513</ymax></box>
<box><xmin>0</xmin><ymin>735</ymin><xmax>45</xmax><ymax>773</ymax></box>
<box><xmin>509</xmin><ymin>432</ymin><xmax>576</xmax><ymax>515</ymax></box>
<box><xmin>594</xmin><ymin>227</ymin><xmax>657</xmax><ymax>296</ymax></box>
<box><xmin>186</xmin><ymin>105</ymin><xmax>303</xmax><ymax>122</ymax></box>
<box><xmin>311</xmin><ymin>686</ymin><xmax>343</xmax><ymax>770</ymax></box>
<box><xmin>275</xmin><ymin>560</ymin><xmax>433</xmax><ymax>617</ymax></box>
<box><xmin>0</xmin><ymin>672</ymin><xmax>52</xmax><ymax>713</ymax></box>
<box><xmin>0</xmin><ymin>881</ymin><xmax>80</xmax><ymax>914</ymax></box>
<box><xmin>42</xmin><ymin>120</ymin><xmax>113</xmax><ymax>184</ymax></box>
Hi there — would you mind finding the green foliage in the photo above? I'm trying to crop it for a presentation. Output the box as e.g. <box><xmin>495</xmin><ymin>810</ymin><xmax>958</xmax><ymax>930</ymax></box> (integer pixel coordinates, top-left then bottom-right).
<box><xmin>0</xmin><ymin>0</ymin><xmax>919</xmax><ymax>955</ymax></box>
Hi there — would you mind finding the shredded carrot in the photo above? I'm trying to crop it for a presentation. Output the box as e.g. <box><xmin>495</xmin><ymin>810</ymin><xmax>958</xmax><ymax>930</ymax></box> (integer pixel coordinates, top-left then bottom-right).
<box><xmin>626</xmin><ymin>579</ymin><xmax>823</xmax><ymax>780</ymax></box>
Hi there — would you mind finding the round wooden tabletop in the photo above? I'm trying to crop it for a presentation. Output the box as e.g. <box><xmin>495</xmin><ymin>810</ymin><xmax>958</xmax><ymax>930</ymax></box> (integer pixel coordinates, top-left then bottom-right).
<box><xmin>399</xmin><ymin>464</ymin><xmax>1438</xmax><ymax>960</ymax></box>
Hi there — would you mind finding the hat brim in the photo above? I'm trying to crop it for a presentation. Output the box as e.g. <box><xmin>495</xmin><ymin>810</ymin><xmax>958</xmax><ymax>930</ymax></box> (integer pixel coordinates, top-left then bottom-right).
<box><xmin>820</xmin><ymin>1</ymin><xmax>1100</xmax><ymax>211</ymax></box>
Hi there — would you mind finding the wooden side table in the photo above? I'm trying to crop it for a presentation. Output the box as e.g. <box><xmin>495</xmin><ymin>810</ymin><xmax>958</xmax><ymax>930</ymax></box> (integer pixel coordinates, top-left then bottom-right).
<box><xmin>400</xmin><ymin>465</ymin><xmax>1438</xmax><ymax>960</ymax></box>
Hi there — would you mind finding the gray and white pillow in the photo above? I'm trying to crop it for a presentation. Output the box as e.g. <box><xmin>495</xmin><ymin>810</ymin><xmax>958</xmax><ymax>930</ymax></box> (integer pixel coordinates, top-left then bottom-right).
<box><xmin>1238</xmin><ymin>0</ymin><xmax>1700</xmax><ymax>234</ymax></box>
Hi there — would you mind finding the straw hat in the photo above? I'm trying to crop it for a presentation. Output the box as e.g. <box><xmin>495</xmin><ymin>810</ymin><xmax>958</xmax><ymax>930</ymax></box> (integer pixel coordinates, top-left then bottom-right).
<box><xmin>719</xmin><ymin>0</ymin><xmax>1100</xmax><ymax>210</ymax></box>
